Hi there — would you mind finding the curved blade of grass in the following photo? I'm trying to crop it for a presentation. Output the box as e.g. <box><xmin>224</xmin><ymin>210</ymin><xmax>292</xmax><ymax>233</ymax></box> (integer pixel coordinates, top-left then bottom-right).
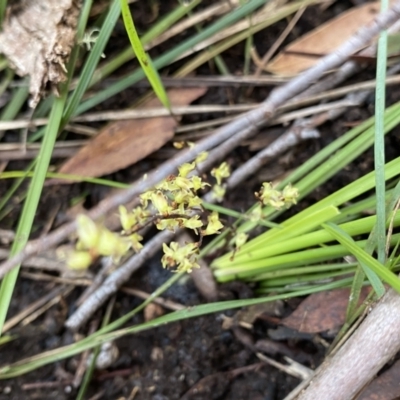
<box><xmin>120</xmin><ymin>0</ymin><xmax>170</xmax><ymax>110</ymax></box>
<box><xmin>0</xmin><ymin>83</ymin><xmax>29</xmax><ymax>121</ymax></box>
<box><xmin>346</xmin><ymin>180</ymin><xmax>400</xmax><ymax>319</ymax></box>
<box><xmin>256</xmin><ymin>262</ymin><xmax>358</xmax><ymax>282</ymax></box>
<box><xmin>323</xmin><ymin>222</ymin><xmax>400</xmax><ymax>293</ymax></box>
<box><xmin>360</xmin><ymin>260</ymin><xmax>385</xmax><ymax>297</ymax></box>
<box><xmin>256</xmin><ymin>277</ymin><xmax>355</xmax><ymax>295</ymax></box>
<box><xmin>76</xmin><ymin>0</ymin><xmax>268</xmax><ymax>115</ymax></box>
<box><xmin>0</xmin><ymin>277</ymin><xmax>355</xmax><ymax>379</ymax></box>
<box><xmin>90</xmin><ymin>0</ymin><xmax>201</xmax><ymax>87</ymax></box>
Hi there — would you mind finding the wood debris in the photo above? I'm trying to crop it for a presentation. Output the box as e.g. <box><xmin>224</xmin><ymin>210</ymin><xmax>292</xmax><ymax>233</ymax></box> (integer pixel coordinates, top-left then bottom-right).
<box><xmin>0</xmin><ymin>0</ymin><xmax>81</xmax><ymax>107</ymax></box>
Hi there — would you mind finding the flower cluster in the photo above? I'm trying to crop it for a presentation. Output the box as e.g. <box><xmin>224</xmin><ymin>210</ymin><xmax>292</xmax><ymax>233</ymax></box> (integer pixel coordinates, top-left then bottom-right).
<box><xmin>162</xmin><ymin>242</ymin><xmax>200</xmax><ymax>273</ymax></box>
<box><xmin>67</xmin><ymin>215</ymin><xmax>131</xmax><ymax>270</ymax></box>
<box><xmin>255</xmin><ymin>182</ymin><xmax>299</xmax><ymax>209</ymax></box>
<box><xmin>118</xmin><ymin>152</ymin><xmax>224</xmax><ymax>272</ymax></box>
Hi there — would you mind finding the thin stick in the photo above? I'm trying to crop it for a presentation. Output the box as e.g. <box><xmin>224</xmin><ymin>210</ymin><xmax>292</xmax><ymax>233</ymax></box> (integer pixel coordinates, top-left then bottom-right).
<box><xmin>294</xmin><ymin>288</ymin><xmax>400</xmax><ymax>400</ymax></box>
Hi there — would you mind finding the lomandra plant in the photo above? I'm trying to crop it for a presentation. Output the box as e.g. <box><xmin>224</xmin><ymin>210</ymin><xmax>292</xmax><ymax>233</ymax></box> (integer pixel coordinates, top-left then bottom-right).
<box><xmin>66</xmin><ymin>153</ymin><xmax>299</xmax><ymax>274</ymax></box>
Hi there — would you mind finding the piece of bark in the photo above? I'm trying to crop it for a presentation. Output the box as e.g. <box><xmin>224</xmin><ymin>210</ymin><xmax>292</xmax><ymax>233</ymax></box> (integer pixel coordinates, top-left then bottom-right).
<box><xmin>0</xmin><ymin>0</ymin><xmax>81</xmax><ymax>107</ymax></box>
<box><xmin>294</xmin><ymin>289</ymin><xmax>400</xmax><ymax>400</ymax></box>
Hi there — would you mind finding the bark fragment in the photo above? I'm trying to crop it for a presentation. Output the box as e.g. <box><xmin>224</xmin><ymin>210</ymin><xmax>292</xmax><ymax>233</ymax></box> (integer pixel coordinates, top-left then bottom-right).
<box><xmin>0</xmin><ymin>0</ymin><xmax>81</xmax><ymax>107</ymax></box>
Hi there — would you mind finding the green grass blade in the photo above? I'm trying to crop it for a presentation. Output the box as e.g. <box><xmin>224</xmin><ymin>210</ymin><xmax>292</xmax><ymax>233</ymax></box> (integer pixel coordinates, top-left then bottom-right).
<box><xmin>91</xmin><ymin>0</ymin><xmax>201</xmax><ymax>87</ymax></box>
<box><xmin>0</xmin><ymin>278</ymin><xmax>357</xmax><ymax>379</ymax></box>
<box><xmin>346</xmin><ymin>179</ymin><xmax>400</xmax><ymax>318</ymax></box>
<box><xmin>120</xmin><ymin>0</ymin><xmax>170</xmax><ymax>110</ymax></box>
<box><xmin>76</xmin><ymin>0</ymin><xmax>267</xmax><ymax>115</ymax></box>
<box><xmin>374</xmin><ymin>0</ymin><xmax>389</xmax><ymax>264</ymax></box>
<box><xmin>213</xmin><ymin>233</ymin><xmax>400</xmax><ymax>282</ymax></box>
<box><xmin>0</xmin><ymin>0</ymin><xmax>6</xmax><ymax>27</ymax></box>
<box><xmin>0</xmin><ymin>83</ymin><xmax>29</xmax><ymax>121</ymax></box>
<box><xmin>0</xmin><ymin>94</ymin><xmax>67</xmax><ymax>336</ymax></box>
<box><xmin>62</xmin><ymin>0</ymin><xmax>121</xmax><ymax>125</ymax></box>
<box><xmin>323</xmin><ymin>222</ymin><xmax>400</xmax><ymax>293</ymax></box>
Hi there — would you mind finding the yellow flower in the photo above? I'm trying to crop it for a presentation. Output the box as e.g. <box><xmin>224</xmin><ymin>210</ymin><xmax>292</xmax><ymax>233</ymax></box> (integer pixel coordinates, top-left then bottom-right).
<box><xmin>173</xmin><ymin>141</ymin><xmax>185</xmax><ymax>149</ymax></box>
<box><xmin>186</xmin><ymin>195</ymin><xmax>203</xmax><ymax>209</ymax></box>
<box><xmin>211</xmin><ymin>185</ymin><xmax>226</xmax><ymax>202</ymax></box>
<box><xmin>174</xmin><ymin>176</ymin><xmax>193</xmax><ymax>191</ymax></box>
<box><xmin>183</xmin><ymin>215</ymin><xmax>203</xmax><ymax>233</ymax></box>
<box><xmin>191</xmin><ymin>176</ymin><xmax>209</xmax><ymax>191</ymax></box>
<box><xmin>202</xmin><ymin>212</ymin><xmax>224</xmax><ymax>235</ymax></box>
<box><xmin>258</xmin><ymin>182</ymin><xmax>284</xmax><ymax>209</ymax></box>
<box><xmin>249</xmin><ymin>204</ymin><xmax>263</xmax><ymax>222</ymax></box>
<box><xmin>67</xmin><ymin>250</ymin><xmax>93</xmax><ymax>270</ymax></box>
<box><xmin>211</xmin><ymin>162</ymin><xmax>230</xmax><ymax>185</ymax></box>
<box><xmin>140</xmin><ymin>190</ymin><xmax>152</xmax><ymax>208</ymax></box>
<box><xmin>76</xmin><ymin>214</ymin><xmax>99</xmax><ymax>249</ymax></box>
<box><xmin>195</xmin><ymin>151</ymin><xmax>208</xmax><ymax>164</ymax></box>
<box><xmin>151</xmin><ymin>191</ymin><xmax>170</xmax><ymax>215</ymax></box>
<box><xmin>161</xmin><ymin>242</ymin><xmax>200</xmax><ymax>273</ymax></box>
<box><xmin>156</xmin><ymin>218</ymin><xmax>179</xmax><ymax>231</ymax></box>
<box><xmin>132</xmin><ymin>206</ymin><xmax>150</xmax><ymax>225</ymax></box>
<box><xmin>97</xmin><ymin>229</ymin><xmax>130</xmax><ymax>259</ymax></box>
<box><xmin>119</xmin><ymin>205</ymin><xmax>137</xmax><ymax>231</ymax></box>
<box><xmin>282</xmin><ymin>184</ymin><xmax>299</xmax><ymax>207</ymax></box>
<box><xmin>178</xmin><ymin>162</ymin><xmax>196</xmax><ymax>178</ymax></box>
<box><xmin>129</xmin><ymin>233</ymin><xmax>143</xmax><ymax>253</ymax></box>
<box><xmin>234</xmin><ymin>232</ymin><xmax>248</xmax><ymax>249</ymax></box>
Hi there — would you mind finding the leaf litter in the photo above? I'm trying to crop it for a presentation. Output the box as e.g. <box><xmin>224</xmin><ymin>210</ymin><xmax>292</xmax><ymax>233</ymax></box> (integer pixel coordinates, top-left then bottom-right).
<box><xmin>0</xmin><ymin>0</ymin><xmax>81</xmax><ymax>108</ymax></box>
<box><xmin>56</xmin><ymin>87</ymin><xmax>207</xmax><ymax>181</ymax></box>
<box><xmin>267</xmin><ymin>1</ymin><xmax>384</xmax><ymax>75</ymax></box>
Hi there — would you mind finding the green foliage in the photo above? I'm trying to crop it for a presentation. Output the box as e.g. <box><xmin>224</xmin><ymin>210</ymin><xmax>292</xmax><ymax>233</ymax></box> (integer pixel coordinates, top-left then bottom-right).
<box><xmin>120</xmin><ymin>0</ymin><xmax>170</xmax><ymax>110</ymax></box>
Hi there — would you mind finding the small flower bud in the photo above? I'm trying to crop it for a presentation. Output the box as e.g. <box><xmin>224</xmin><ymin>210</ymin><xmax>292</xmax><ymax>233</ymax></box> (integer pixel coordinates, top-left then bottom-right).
<box><xmin>202</xmin><ymin>212</ymin><xmax>224</xmax><ymax>236</ymax></box>
<box><xmin>76</xmin><ymin>215</ymin><xmax>99</xmax><ymax>249</ymax></box>
<box><xmin>67</xmin><ymin>251</ymin><xmax>93</xmax><ymax>270</ymax></box>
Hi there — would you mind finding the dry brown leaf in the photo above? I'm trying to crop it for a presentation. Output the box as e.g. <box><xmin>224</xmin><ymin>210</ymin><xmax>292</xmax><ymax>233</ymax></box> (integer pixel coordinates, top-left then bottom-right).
<box><xmin>57</xmin><ymin>87</ymin><xmax>207</xmax><ymax>180</ymax></box>
<box><xmin>281</xmin><ymin>287</ymin><xmax>370</xmax><ymax>334</ymax></box>
<box><xmin>143</xmin><ymin>303</ymin><xmax>165</xmax><ymax>322</ymax></box>
<box><xmin>267</xmin><ymin>2</ymin><xmax>382</xmax><ymax>75</ymax></box>
<box><xmin>0</xmin><ymin>0</ymin><xmax>81</xmax><ymax>107</ymax></box>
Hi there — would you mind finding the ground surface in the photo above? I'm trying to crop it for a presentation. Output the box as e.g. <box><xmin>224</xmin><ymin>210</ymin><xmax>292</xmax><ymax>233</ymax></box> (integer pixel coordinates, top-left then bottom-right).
<box><xmin>1</xmin><ymin>1</ymin><xmax>400</xmax><ymax>399</ymax></box>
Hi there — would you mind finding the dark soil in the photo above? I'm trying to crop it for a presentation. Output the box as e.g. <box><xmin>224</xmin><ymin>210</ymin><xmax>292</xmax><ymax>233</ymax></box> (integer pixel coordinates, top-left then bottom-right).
<box><xmin>1</xmin><ymin>1</ymin><xmax>400</xmax><ymax>399</ymax></box>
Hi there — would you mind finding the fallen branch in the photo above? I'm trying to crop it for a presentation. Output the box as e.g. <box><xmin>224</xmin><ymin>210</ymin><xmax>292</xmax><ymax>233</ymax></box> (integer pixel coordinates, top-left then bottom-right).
<box><xmin>1</xmin><ymin>1</ymin><xmax>400</xmax><ymax>281</ymax></box>
<box><xmin>290</xmin><ymin>289</ymin><xmax>400</xmax><ymax>400</ymax></box>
